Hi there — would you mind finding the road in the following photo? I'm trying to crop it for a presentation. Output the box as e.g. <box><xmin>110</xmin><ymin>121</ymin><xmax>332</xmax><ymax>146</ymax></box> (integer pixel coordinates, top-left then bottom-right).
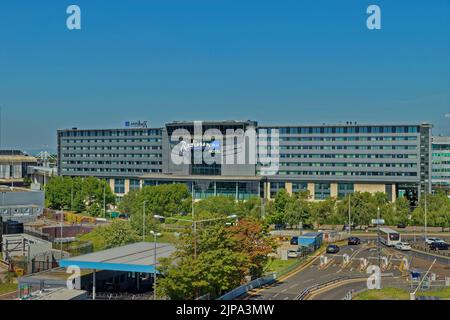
<box><xmin>246</xmin><ymin>238</ymin><xmax>449</xmax><ymax>300</ymax></box>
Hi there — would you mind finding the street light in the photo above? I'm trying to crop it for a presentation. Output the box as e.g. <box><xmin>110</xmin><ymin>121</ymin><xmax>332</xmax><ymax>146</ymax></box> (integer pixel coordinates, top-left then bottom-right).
<box><xmin>153</xmin><ymin>213</ymin><xmax>237</xmax><ymax>299</ymax></box>
<box><xmin>153</xmin><ymin>214</ymin><xmax>238</xmax><ymax>259</ymax></box>
<box><xmin>143</xmin><ymin>200</ymin><xmax>148</xmax><ymax>241</ymax></box>
<box><xmin>150</xmin><ymin>230</ymin><xmax>161</xmax><ymax>300</ymax></box>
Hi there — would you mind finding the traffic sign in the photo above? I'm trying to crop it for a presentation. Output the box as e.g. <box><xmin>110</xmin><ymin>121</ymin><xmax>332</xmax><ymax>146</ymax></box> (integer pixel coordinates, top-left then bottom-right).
<box><xmin>371</xmin><ymin>219</ymin><xmax>385</xmax><ymax>225</ymax></box>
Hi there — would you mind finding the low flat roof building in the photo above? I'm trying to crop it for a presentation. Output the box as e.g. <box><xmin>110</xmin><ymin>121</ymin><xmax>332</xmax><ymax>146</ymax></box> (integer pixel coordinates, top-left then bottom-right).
<box><xmin>59</xmin><ymin>241</ymin><xmax>175</xmax><ymax>274</ymax></box>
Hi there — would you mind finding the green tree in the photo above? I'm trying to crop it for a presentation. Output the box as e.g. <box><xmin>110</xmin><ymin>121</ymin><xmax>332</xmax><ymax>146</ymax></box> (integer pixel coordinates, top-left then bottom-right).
<box><xmin>102</xmin><ymin>220</ymin><xmax>139</xmax><ymax>249</ymax></box>
<box><xmin>157</xmin><ymin>218</ymin><xmax>274</xmax><ymax>299</ymax></box>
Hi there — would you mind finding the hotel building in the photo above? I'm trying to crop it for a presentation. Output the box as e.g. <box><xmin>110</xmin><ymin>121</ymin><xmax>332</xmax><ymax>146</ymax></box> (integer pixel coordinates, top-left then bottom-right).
<box><xmin>57</xmin><ymin>121</ymin><xmax>433</xmax><ymax>205</ymax></box>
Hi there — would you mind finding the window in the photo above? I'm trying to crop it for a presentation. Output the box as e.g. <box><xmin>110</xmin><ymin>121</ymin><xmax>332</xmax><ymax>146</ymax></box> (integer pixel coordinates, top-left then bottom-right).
<box><xmin>130</xmin><ymin>179</ymin><xmax>140</xmax><ymax>191</ymax></box>
<box><xmin>338</xmin><ymin>183</ymin><xmax>354</xmax><ymax>198</ymax></box>
<box><xmin>314</xmin><ymin>183</ymin><xmax>330</xmax><ymax>200</ymax></box>
<box><xmin>114</xmin><ymin>179</ymin><xmax>125</xmax><ymax>194</ymax></box>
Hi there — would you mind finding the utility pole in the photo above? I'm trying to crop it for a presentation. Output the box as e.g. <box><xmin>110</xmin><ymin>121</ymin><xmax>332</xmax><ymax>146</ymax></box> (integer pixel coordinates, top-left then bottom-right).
<box><xmin>103</xmin><ymin>183</ymin><xmax>106</xmax><ymax>219</ymax></box>
<box><xmin>348</xmin><ymin>194</ymin><xmax>351</xmax><ymax>235</ymax></box>
<box><xmin>150</xmin><ymin>231</ymin><xmax>161</xmax><ymax>300</ymax></box>
<box><xmin>70</xmin><ymin>183</ymin><xmax>74</xmax><ymax>211</ymax></box>
<box><xmin>377</xmin><ymin>207</ymin><xmax>381</xmax><ymax>272</ymax></box>
<box><xmin>143</xmin><ymin>201</ymin><xmax>148</xmax><ymax>241</ymax></box>
<box><xmin>424</xmin><ymin>192</ymin><xmax>428</xmax><ymax>241</ymax></box>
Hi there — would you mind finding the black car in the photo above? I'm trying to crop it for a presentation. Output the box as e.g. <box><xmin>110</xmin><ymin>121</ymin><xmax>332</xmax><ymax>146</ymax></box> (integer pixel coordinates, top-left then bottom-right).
<box><xmin>348</xmin><ymin>237</ymin><xmax>361</xmax><ymax>245</ymax></box>
<box><xmin>397</xmin><ymin>223</ymin><xmax>406</xmax><ymax>229</ymax></box>
<box><xmin>326</xmin><ymin>244</ymin><xmax>340</xmax><ymax>254</ymax></box>
<box><xmin>290</xmin><ymin>236</ymin><xmax>299</xmax><ymax>245</ymax></box>
<box><xmin>430</xmin><ymin>242</ymin><xmax>449</xmax><ymax>251</ymax></box>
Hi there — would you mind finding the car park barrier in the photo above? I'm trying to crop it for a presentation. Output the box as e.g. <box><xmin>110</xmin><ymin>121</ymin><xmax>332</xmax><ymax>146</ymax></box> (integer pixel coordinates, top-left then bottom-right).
<box><xmin>217</xmin><ymin>273</ymin><xmax>277</xmax><ymax>300</ymax></box>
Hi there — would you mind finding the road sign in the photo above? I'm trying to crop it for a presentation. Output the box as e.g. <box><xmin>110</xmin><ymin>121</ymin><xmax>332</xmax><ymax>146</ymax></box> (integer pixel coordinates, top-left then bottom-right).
<box><xmin>371</xmin><ymin>219</ymin><xmax>385</xmax><ymax>225</ymax></box>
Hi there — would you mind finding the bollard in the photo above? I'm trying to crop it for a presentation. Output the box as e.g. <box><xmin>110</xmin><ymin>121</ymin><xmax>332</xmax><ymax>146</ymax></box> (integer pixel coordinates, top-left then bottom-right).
<box><xmin>343</xmin><ymin>254</ymin><xmax>350</xmax><ymax>265</ymax></box>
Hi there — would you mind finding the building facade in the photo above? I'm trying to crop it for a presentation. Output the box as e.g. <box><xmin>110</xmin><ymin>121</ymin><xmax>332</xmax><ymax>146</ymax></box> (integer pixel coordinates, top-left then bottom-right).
<box><xmin>0</xmin><ymin>150</ymin><xmax>37</xmax><ymax>186</ymax></box>
<box><xmin>57</xmin><ymin>121</ymin><xmax>433</xmax><ymax>205</ymax></box>
<box><xmin>431</xmin><ymin>136</ymin><xmax>450</xmax><ymax>193</ymax></box>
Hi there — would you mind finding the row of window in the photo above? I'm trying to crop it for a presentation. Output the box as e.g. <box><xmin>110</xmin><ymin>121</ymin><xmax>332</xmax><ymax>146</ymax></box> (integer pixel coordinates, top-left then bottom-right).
<box><xmin>275</xmin><ymin>136</ymin><xmax>418</xmax><ymax>142</ymax></box>
<box><xmin>278</xmin><ymin>154</ymin><xmax>418</xmax><ymax>159</ymax></box>
<box><xmin>62</xmin><ymin>146</ymin><xmax>162</xmax><ymax>151</ymax></box>
<box><xmin>62</xmin><ymin>161</ymin><xmax>163</xmax><ymax>166</ymax></box>
<box><xmin>260</xmin><ymin>171</ymin><xmax>418</xmax><ymax>177</ymax></box>
<box><xmin>268</xmin><ymin>145</ymin><xmax>418</xmax><ymax>151</ymax></box>
<box><xmin>259</xmin><ymin>126</ymin><xmax>419</xmax><ymax>135</ymax></box>
<box><xmin>60</xmin><ymin>130</ymin><xmax>162</xmax><ymax>137</ymax></box>
<box><xmin>62</xmin><ymin>138</ymin><xmax>162</xmax><ymax>143</ymax></box>
<box><xmin>279</xmin><ymin>162</ymin><xmax>417</xmax><ymax>168</ymax></box>
<box><xmin>62</xmin><ymin>168</ymin><xmax>162</xmax><ymax>173</ymax></box>
<box><xmin>61</xmin><ymin>153</ymin><xmax>163</xmax><ymax>158</ymax></box>
<box><xmin>432</xmin><ymin>144</ymin><xmax>450</xmax><ymax>150</ymax></box>
<box><xmin>432</xmin><ymin>168</ymin><xmax>450</xmax><ymax>172</ymax></box>
<box><xmin>432</xmin><ymin>153</ymin><xmax>450</xmax><ymax>157</ymax></box>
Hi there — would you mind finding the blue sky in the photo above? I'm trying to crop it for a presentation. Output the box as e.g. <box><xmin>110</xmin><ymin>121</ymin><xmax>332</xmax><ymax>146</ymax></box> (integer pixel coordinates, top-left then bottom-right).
<box><xmin>0</xmin><ymin>0</ymin><xmax>449</xmax><ymax>153</ymax></box>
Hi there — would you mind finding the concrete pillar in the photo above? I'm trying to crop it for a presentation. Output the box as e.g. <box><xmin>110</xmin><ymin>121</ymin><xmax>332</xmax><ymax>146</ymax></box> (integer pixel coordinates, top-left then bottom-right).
<box><xmin>307</xmin><ymin>183</ymin><xmax>315</xmax><ymax>201</ymax></box>
<box><xmin>124</xmin><ymin>179</ymin><xmax>130</xmax><ymax>194</ymax></box>
<box><xmin>330</xmin><ymin>183</ymin><xmax>338</xmax><ymax>198</ymax></box>
<box><xmin>391</xmin><ymin>184</ymin><xmax>397</xmax><ymax>202</ymax></box>
<box><xmin>266</xmin><ymin>182</ymin><xmax>271</xmax><ymax>200</ymax></box>
<box><xmin>109</xmin><ymin>179</ymin><xmax>115</xmax><ymax>193</ymax></box>
<box><xmin>285</xmin><ymin>182</ymin><xmax>293</xmax><ymax>195</ymax></box>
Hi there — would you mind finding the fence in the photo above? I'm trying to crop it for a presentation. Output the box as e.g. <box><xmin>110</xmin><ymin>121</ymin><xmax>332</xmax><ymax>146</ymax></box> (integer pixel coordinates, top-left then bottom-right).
<box><xmin>217</xmin><ymin>273</ymin><xmax>277</xmax><ymax>300</ymax></box>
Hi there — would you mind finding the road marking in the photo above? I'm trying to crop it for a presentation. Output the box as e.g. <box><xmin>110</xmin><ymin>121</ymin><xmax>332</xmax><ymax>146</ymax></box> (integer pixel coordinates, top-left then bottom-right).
<box><xmin>281</xmin><ymin>289</ymin><xmax>288</xmax><ymax>293</ymax></box>
<box><xmin>283</xmin><ymin>297</ymin><xmax>289</xmax><ymax>300</ymax></box>
<box><xmin>289</xmin><ymin>283</ymin><xmax>299</xmax><ymax>289</ymax></box>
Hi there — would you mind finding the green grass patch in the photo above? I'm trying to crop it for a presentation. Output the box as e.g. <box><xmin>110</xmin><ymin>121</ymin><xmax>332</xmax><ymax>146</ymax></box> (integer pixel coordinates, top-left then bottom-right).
<box><xmin>264</xmin><ymin>258</ymin><xmax>299</xmax><ymax>274</ymax></box>
<box><xmin>355</xmin><ymin>287</ymin><xmax>450</xmax><ymax>300</ymax></box>
<box><xmin>77</xmin><ymin>229</ymin><xmax>107</xmax><ymax>252</ymax></box>
<box><xmin>417</xmin><ymin>287</ymin><xmax>450</xmax><ymax>299</ymax></box>
<box><xmin>354</xmin><ymin>287</ymin><xmax>410</xmax><ymax>300</ymax></box>
<box><xmin>0</xmin><ymin>283</ymin><xmax>17</xmax><ymax>295</ymax></box>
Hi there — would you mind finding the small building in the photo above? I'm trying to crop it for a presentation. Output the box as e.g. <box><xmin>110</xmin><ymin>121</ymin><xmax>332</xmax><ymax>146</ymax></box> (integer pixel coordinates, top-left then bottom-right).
<box><xmin>298</xmin><ymin>232</ymin><xmax>323</xmax><ymax>251</ymax></box>
<box><xmin>20</xmin><ymin>242</ymin><xmax>176</xmax><ymax>299</ymax></box>
<box><xmin>0</xmin><ymin>150</ymin><xmax>37</xmax><ymax>186</ymax></box>
<box><xmin>0</xmin><ymin>186</ymin><xmax>45</xmax><ymax>223</ymax></box>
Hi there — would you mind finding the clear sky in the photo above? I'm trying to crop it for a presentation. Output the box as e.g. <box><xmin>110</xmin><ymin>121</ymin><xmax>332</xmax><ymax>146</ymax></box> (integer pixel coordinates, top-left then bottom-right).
<box><xmin>0</xmin><ymin>0</ymin><xmax>449</xmax><ymax>153</ymax></box>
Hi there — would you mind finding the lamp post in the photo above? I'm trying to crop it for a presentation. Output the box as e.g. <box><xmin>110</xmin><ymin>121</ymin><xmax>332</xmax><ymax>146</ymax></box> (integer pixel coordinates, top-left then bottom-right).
<box><xmin>154</xmin><ymin>213</ymin><xmax>237</xmax><ymax>298</ymax></box>
<box><xmin>154</xmin><ymin>214</ymin><xmax>238</xmax><ymax>260</ymax></box>
<box><xmin>377</xmin><ymin>207</ymin><xmax>381</xmax><ymax>272</ymax></box>
<box><xmin>143</xmin><ymin>200</ymin><xmax>148</xmax><ymax>241</ymax></box>
<box><xmin>150</xmin><ymin>230</ymin><xmax>161</xmax><ymax>300</ymax></box>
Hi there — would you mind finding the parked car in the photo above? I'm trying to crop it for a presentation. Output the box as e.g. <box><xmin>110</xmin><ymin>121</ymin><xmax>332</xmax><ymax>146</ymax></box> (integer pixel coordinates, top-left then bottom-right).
<box><xmin>290</xmin><ymin>236</ymin><xmax>298</xmax><ymax>246</ymax></box>
<box><xmin>425</xmin><ymin>237</ymin><xmax>445</xmax><ymax>245</ymax></box>
<box><xmin>429</xmin><ymin>242</ymin><xmax>449</xmax><ymax>251</ymax></box>
<box><xmin>342</xmin><ymin>223</ymin><xmax>356</xmax><ymax>231</ymax></box>
<box><xmin>348</xmin><ymin>237</ymin><xmax>361</xmax><ymax>245</ymax></box>
<box><xmin>397</xmin><ymin>223</ymin><xmax>406</xmax><ymax>229</ymax></box>
<box><xmin>395</xmin><ymin>242</ymin><xmax>412</xmax><ymax>251</ymax></box>
<box><xmin>326</xmin><ymin>244</ymin><xmax>340</xmax><ymax>254</ymax></box>
<box><xmin>287</xmin><ymin>248</ymin><xmax>304</xmax><ymax>258</ymax></box>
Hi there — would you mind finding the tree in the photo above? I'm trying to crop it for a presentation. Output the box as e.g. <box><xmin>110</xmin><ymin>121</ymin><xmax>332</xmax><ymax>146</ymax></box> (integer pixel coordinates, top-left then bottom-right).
<box><xmin>45</xmin><ymin>176</ymin><xmax>115</xmax><ymax>215</ymax></box>
<box><xmin>157</xmin><ymin>218</ymin><xmax>275</xmax><ymax>299</ymax></box>
<box><xmin>102</xmin><ymin>220</ymin><xmax>139</xmax><ymax>249</ymax></box>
